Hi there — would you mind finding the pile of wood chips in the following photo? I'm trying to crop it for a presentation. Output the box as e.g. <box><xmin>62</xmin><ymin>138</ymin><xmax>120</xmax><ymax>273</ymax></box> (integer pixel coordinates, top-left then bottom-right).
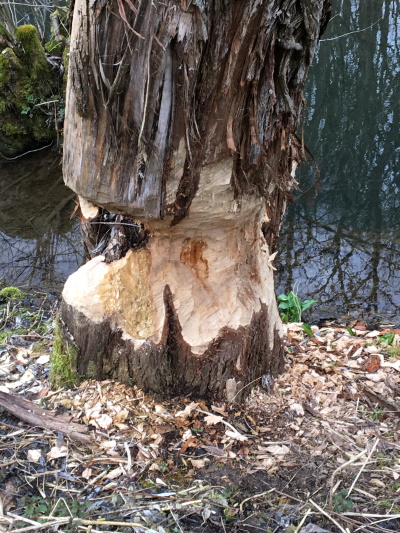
<box><xmin>1</xmin><ymin>320</ymin><xmax>400</xmax><ymax>532</ymax></box>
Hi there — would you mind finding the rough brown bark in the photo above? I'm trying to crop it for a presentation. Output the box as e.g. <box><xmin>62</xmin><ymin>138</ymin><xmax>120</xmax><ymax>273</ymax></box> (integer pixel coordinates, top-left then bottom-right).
<box><xmin>0</xmin><ymin>391</ymin><xmax>94</xmax><ymax>446</ymax></box>
<box><xmin>62</xmin><ymin>0</ymin><xmax>331</xmax><ymax>400</ymax></box>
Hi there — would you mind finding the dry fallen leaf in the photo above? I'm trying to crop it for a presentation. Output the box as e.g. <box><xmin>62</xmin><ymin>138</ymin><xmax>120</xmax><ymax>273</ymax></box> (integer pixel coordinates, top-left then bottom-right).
<box><xmin>289</xmin><ymin>403</ymin><xmax>305</xmax><ymax>416</ymax></box>
<box><xmin>105</xmin><ymin>466</ymin><xmax>124</xmax><ymax>480</ymax></box>
<box><xmin>35</xmin><ymin>355</ymin><xmax>50</xmax><ymax>365</ymax></box>
<box><xmin>100</xmin><ymin>440</ymin><xmax>116</xmax><ymax>450</ymax></box>
<box><xmin>266</xmin><ymin>445</ymin><xmax>290</xmax><ymax>457</ymax></box>
<box><xmin>113</xmin><ymin>409</ymin><xmax>129</xmax><ymax>424</ymax></box>
<box><xmin>47</xmin><ymin>446</ymin><xmax>68</xmax><ymax>460</ymax></box>
<box><xmin>363</xmin><ymin>355</ymin><xmax>381</xmax><ymax>373</ymax></box>
<box><xmin>175</xmin><ymin>402</ymin><xmax>199</xmax><ymax>418</ymax></box>
<box><xmin>96</xmin><ymin>413</ymin><xmax>113</xmax><ymax>430</ymax></box>
<box><xmin>81</xmin><ymin>467</ymin><xmax>92</xmax><ymax>480</ymax></box>
<box><xmin>189</xmin><ymin>458</ymin><xmax>206</xmax><ymax>468</ymax></box>
<box><xmin>204</xmin><ymin>414</ymin><xmax>223</xmax><ymax>426</ymax></box>
<box><xmin>27</xmin><ymin>449</ymin><xmax>41</xmax><ymax>462</ymax></box>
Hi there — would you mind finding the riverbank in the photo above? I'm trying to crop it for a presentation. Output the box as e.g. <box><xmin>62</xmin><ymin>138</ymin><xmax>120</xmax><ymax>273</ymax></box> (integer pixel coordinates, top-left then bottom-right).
<box><xmin>1</xmin><ymin>292</ymin><xmax>400</xmax><ymax>532</ymax></box>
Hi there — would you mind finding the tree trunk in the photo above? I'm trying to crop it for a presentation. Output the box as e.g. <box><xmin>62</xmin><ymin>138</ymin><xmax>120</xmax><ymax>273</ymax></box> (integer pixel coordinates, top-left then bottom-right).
<box><xmin>62</xmin><ymin>0</ymin><xmax>331</xmax><ymax>400</ymax></box>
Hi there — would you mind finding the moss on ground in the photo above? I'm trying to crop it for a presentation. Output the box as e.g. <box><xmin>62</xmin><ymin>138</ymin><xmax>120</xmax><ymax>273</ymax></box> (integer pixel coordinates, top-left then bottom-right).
<box><xmin>0</xmin><ymin>286</ymin><xmax>24</xmax><ymax>301</ymax></box>
<box><xmin>50</xmin><ymin>323</ymin><xmax>77</xmax><ymax>388</ymax></box>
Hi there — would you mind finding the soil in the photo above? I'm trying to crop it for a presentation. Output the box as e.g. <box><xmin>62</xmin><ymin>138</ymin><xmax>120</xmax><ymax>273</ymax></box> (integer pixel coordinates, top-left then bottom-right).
<box><xmin>1</xmin><ymin>295</ymin><xmax>400</xmax><ymax>532</ymax></box>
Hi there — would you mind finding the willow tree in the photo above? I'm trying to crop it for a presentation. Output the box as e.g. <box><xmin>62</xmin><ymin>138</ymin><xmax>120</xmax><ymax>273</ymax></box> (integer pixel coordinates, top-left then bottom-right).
<box><xmin>61</xmin><ymin>0</ymin><xmax>331</xmax><ymax>399</ymax></box>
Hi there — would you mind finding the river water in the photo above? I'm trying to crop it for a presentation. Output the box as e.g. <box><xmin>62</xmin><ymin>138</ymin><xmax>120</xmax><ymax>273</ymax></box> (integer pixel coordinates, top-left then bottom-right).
<box><xmin>1</xmin><ymin>0</ymin><xmax>399</xmax><ymax>322</ymax></box>
<box><xmin>275</xmin><ymin>0</ymin><xmax>400</xmax><ymax>324</ymax></box>
<box><xmin>0</xmin><ymin>149</ymin><xmax>82</xmax><ymax>292</ymax></box>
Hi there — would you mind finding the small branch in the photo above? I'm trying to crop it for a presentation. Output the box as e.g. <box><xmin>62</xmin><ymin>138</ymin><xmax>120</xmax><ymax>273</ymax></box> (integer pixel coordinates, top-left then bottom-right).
<box><xmin>0</xmin><ymin>391</ymin><xmax>95</xmax><ymax>447</ymax></box>
<box><xmin>0</xmin><ymin>141</ymin><xmax>53</xmax><ymax>161</ymax></box>
<box><xmin>310</xmin><ymin>499</ymin><xmax>349</xmax><ymax>533</ymax></box>
<box><xmin>294</xmin><ymin>508</ymin><xmax>311</xmax><ymax>533</ymax></box>
<box><xmin>328</xmin><ymin>449</ymin><xmax>367</xmax><ymax>509</ymax></box>
<box><xmin>320</xmin><ymin>17</ymin><xmax>383</xmax><ymax>42</ymax></box>
<box><xmin>239</xmin><ymin>489</ymin><xmax>275</xmax><ymax>513</ymax></box>
<box><xmin>347</xmin><ymin>438</ymin><xmax>379</xmax><ymax>497</ymax></box>
<box><xmin>195</xmin><ymin>408</ymin><xmax>246</xmax><ymax>440</ymax></box>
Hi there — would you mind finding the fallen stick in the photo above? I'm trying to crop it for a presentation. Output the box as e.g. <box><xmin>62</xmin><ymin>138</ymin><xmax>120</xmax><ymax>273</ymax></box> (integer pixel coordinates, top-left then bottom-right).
<box><xmin>310</xmin><ymin>500</ymin><xmax>349</xmax><ymax>533</ymax></box>
<box><xmin>0</xmin><ymin>391</ymin><xmax>95</xmax><ymax>447</ymax></box>
<box><xmin>328</xmin><ymin>449</ymin><xmax>367</xmax><ymax>510</ymax></box>
<box><xmin>362</xmin><ymin>385</ymin><xmax>400</xmax><ymax>414</ymax></box>
<box><xmin>347</xmin><ymin>438</ymin><xmax>379</xmax><ymax>497</ymax></box>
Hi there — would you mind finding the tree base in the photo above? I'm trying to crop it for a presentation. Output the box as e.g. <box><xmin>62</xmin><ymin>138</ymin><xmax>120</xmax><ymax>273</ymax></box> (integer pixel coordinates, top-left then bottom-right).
<box><xmin>61</xmin><ymin>296</ymin><xmax>284</xmax><ymax>401</ymax></box>
<box><xmin>61</xmin><ymin>159</ymin><xmax>285</xmax><ymax>400</ymax></box>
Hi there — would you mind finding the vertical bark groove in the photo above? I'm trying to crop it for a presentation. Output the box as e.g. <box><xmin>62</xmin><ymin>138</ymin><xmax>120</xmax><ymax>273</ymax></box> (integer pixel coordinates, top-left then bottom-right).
<box><xmin>64</xmin><ymin>0</ymin><xmax>331</xmax><ymax>224</ymax></box>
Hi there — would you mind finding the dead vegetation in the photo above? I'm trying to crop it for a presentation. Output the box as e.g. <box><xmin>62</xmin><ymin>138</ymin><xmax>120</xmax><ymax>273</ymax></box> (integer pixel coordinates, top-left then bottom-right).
<box><xmin>1</xmin><ymin>297</ymin><xmax>400</xmax><ymax>532</ymax></box>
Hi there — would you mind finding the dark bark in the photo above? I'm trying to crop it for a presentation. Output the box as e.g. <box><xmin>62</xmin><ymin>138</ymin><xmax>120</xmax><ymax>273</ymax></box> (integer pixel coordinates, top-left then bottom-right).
<box><xmin>61</xmin><ymin>295</ymin><xmax>284</xmax><ymax>400</ymax></box>
<box><xmin>0</xmin><ymin>391</ymin><xmax>94</xmax><ymax>446</ymax></box>
<box><xmin>64</xmin><ymin>0</ymin><xmax>331</xmax><ymax>221</ymax></box>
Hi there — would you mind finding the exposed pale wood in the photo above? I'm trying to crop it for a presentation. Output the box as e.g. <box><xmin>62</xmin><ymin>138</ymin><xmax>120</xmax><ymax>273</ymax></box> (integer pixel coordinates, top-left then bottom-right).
<box><xmin>79</xmin><ymin>196</ymin><xmax>99</xmax><ymax>220</ymax></box>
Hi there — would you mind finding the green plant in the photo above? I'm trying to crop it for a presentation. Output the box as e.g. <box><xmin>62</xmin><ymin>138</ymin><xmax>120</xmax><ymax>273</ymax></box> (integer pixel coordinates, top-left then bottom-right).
<box><xmin>277</xmin><ymin>291</ymin><xmax>317</xmax><ymax>323</ymax></box>
<box><xmin>371</xmin><ymin>409</ymin><xmax>384</xmax><ymax>421</ymax></box>
<box><xmin>333</xmin><ymin>489</ymin><xmax>354</xmax><ymax>512</ymax></box>
<box><xmin>346</xmin><ymin>327</ymin><xmax>355</xmax><ymax>336</ymax></box>
<box><xmin>301</xmin><ymin>323</ymin><xmax>314</xmax><ymax>337</ymax></box>
<box><xmin>0</xmin><ymin>286</ymin><xmax>24</xmax><ymax>301</ymax></box>
<box><xmin>379</xmin><ymin>332</ymin><xmax>395</xmax><ymax>345</ymax></box>
<box><xmin>21</xmin><ymin>496</ymin><xmax>88</xmax><ymax>531</ymax></box>
<box><xmin>386</xmin><ymin>345</ymin><xmax>400</xmax><ymax>358</ymax></box>
<box><xmin>50</xmin><ymin>323</ymin><xmax>78</xmax><ymax>387</ymax></box>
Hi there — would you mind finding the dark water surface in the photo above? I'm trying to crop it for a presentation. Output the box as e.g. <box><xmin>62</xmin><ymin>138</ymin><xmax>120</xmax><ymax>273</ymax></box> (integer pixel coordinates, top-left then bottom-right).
<box><xmin>1</xmin><ymin>0</ymin><xmax>399</xmax><ymax>322</ymax></box>
<box><xmin>276</xmin><ymin>0</ymin><xmax>400</xmax><ymax>324</ymax></box>
<box><xmin>0</xmin><ymin>149</ymin><xmax>83</xmax><ymax>292</ymax></box>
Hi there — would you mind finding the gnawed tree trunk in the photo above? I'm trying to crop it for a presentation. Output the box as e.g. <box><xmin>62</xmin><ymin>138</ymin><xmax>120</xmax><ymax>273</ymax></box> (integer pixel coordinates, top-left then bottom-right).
<box><xmin>62</xmin><ymin>0</ymin><xmax>331</xmax><ymax>400</ymax></box>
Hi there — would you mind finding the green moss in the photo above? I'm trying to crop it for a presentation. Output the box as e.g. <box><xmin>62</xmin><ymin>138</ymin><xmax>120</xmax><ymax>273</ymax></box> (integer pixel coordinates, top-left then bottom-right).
<box><xmin>50</xmin><ymin>323</ymin><xmax>78</xmax><ymax>388</ymax></box>
<box><xmin>32</xmin><ymin>341</ymin><xmax>47</xmax><ymax>353</ymax></box>
<box><xmin>15</xmin><ymin>26</ymin><xmax>50</xmax><ymax>89</ymax></box>
<box><xmin>0</xmin><ymin>330</ymin><xmax>11</xmax><ymax>344</ymax></box>
<box><xmin>0</xmin><ymin>48</ymin><xmax>21</xmax><ymax>88</ymax></box>
<box><xmin>0</xmin><ymin>24</ymin><xmax>12</xmax><ymax>41</ymax></box>
<box><xmin>14</xmin><ymin>25</ymin><xmax>41</xmax><ymax>54</ymax></box>
<box><xmin>0</xmin><ymin>23</ymin><xmax>62</xmax><ymax>152</ymax></box>
<box><xmin>45</xmin><ymin>39</ymin><xmax>64</xmax><ymax>56</ymax></box>
<box><xmin>86</xmin><ymin>360</ymin><xmax>97</xmax><ymax>379</ymax></box>
<box><xmin>0</xmin><ymin>286</ymin><xmax>24</xmax><ymax>301</ymax></box>
<box><xmin>387</xmin><ymin>345</ymin><xmax>400</xmax><ymax>358</ymax></box>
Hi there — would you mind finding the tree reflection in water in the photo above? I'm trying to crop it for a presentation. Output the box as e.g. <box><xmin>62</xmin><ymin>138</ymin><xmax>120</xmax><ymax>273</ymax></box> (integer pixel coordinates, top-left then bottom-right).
<box><xmin>0</xmin><ymin>149</ymin><xmax>83</xmax><ymax>292</ymax></box>
<box><xmin>276</xmin><ymin>0</ymin><xmax>400</xmax><ymax>323</ymax></box>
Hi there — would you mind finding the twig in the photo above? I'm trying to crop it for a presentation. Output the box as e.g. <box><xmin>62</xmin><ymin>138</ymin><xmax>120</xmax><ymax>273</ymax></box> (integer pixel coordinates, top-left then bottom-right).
<box><xmin>320</xmin><ymin>17</ymin><xmax>383</xmax><ymax>42</ymax></box>
<box><xmin>294</xmin><ymin>508</ymin><xmax>311</xmax><ymax>533</ymax></box>
<box><xmin>195</xmin><ymin>408</ymin><xmax>246</xmax><ymax>439</ymax></box>
<box><xmin>342</xmin><ymin>512</ymin><xmax>400</xmax><ymax>519</ymax></box>
<box><xmin>8</xmin><ymin>517</ymin><xmax>69</xmax><ymax>532</ymax></box>
<box><xmin>231</xmin><ymin>376</ymin><xmax>262</xmax><ymax>401</ymax></box>
<box><xmin>329</xmin><ymin>449</ymin><xmax>367</xmax><ymax>509</ymax></box>
<box><xmin>7</xmin><ymin>513</ymin><xmax>40</xmax><ymax>526</ymax></box>
<box><xmin>309</xmin><ymin>499</ymin><xmax>349</xmax><ymax>533</ymax></box>
<box><xmin>0</xmin><ymin>141</ymin><xmax>53</xmax><ymax>161</ymax></box>
<box><xmin>37</xmin><ymin>517</ymin><xmax>151</xmax><ymax>528</ymax></box>
<box><xmin>167</xmin><ymin>507</ymin><xmax>184</xmax><ymax>533</ymax></box>
<box><xmin>239</xmin><ymin>489</ymin><xmax>275</xmax><ymax>513</ymax></box>
<box><xmin>347</xmin><ymin>438</ymin><xmax>379</xmax><ymax>497</ymax></box>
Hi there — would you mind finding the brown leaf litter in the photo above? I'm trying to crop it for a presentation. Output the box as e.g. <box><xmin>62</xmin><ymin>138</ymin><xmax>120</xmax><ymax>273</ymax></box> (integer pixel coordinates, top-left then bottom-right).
<box><xmin>1</xmin><ymin>319</ymin><xmax>400</xmax><ymax>532</ymax></box>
